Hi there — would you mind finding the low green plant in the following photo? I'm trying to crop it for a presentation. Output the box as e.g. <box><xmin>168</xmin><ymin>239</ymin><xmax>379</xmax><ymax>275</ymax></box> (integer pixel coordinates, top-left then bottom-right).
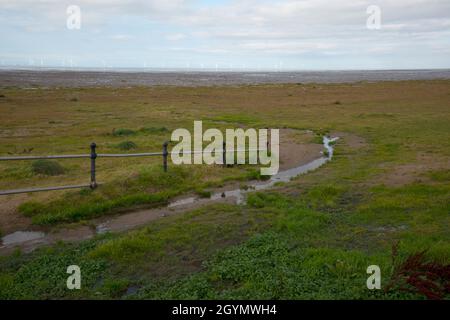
<box><xmin>31</xmin><ymin>160</ymin><xmax>65</xmax><ymax>176</ymax></box>
<box><xmin>101</xmin><ymin>279</ymin><xmax>130</xmax><ymax>298</ymax></box>
<box><xmin>31</xmin><ymin>191</ymin><xmax>172</xmax><ymax>225</ymax></box>
<box><xmin>112</xmin><ymin>128</ymin><xmax>136</xmax><ymax>136</ymax></box>
<box><xmin>428</xmin><ymin>169</ymin><xmax>450</xmax><ymax>182</ymax></box>
<box><xmin>195</xmin><ymin>189</ymin><xmax>212</xmax><ymax>198</ymax></box>
<box><xmin>246</xmin><ymin>168</ymin><xmax>271</xmax><ymax>181</ymax></box>
<box><xmin>116</xmin><ymin>141</ymin><xmax>137</xmax><ymax>151</ymax></box>
<box><xmin>18</xmin><ymin>201</ymin><xmax>47</xmax><ymax>217</ymax></box>
<box><xmin>139</xmin><ymin>126</ymin><xmax>169</xmax><ymax>134</ymax></box>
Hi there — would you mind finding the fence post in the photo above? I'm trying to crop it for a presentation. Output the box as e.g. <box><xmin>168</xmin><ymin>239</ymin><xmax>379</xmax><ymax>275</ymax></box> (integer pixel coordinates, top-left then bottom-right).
<box><xmin>163</xmin><ymin>141</ymin><xmax>169</xmax><ymax>172</ymax></box>
<box><xmin>90</xmin><ymin>142</ymin><xmax>97</xmax><ymax>189</ymax></box>
<box><xmin>222</xmin><ymin>141</ymin><xmax>226</xmax><ymax>167</ymax></box>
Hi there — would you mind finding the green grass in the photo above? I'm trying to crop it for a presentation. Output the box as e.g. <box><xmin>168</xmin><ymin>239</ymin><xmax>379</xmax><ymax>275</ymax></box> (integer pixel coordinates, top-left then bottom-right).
<box><xmin>0</xmin><ymin>81</ymin><xmax>449</xmax><ymax>299</ymax></box>
<box><xmin>195</xmin><ymin>188</ymin><xmax>212</xmax><ymax>198</ymax></box>
<box><xmin>112</xmin><ymin>128</ymin><xmax>136</xmax><ymax>137</ymax></box>
<box><xmin>31</xmin><ymin>159</ymin><xmax>65</xmax><ymax>176</ymax></box>
<box><xmin>115</xmin><ymin>141</ymin><xmax>137</xmax><ymax>151</ymax></box>
<box><xmin>428</xmin><ymin>169</ymin><xmax>450</xmax><ymax>182</ymax></box>
<box><xmin>3</xmin><ymin>183</ymin><xmax>445</xmax><ymax>299</ymax></box>
<box><xmin>22</xmin><ymin>191</ymin><xmax>172</xmax><ymax>225</ymax></box>
<box><xmin>17</xmin><ymin>163</ymin><xmax>270</xmax><ymax>225</ymax></box>
<box><xmin>139</xmin><ymin>126</ymin><xmax>169</xmax><ymax>134</ymax></box>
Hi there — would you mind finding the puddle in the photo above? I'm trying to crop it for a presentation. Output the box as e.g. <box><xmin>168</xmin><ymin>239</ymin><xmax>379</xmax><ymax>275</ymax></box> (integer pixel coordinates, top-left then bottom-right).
<box><xmin>1</xmin><ymin>136</ymin><xmax>338</xmax><ymax>251</ymax></box>
<box><xmin>168</xmin><ymin>136</ymin><xmax>338</xmax><ymax>207</ymax></box>
<box><xmin>96</xmin><ymin>224</ymin><xmax>109</xmax><ymax>234</ymax></box>
<box><xmin>1</xmin><ymin>231</ymin><xmax>46</xmax><ymax>246</ymax></box>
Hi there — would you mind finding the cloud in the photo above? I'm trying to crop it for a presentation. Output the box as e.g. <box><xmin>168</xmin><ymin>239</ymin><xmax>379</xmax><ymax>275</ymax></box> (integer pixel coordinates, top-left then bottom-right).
<box><xmin>109</xmin><ymin>34</ymin><xmax>134</xmax><ymax>41</ymax></box>
<box><xmin>0</xmin><ymin>0</ymin><xmax>449</xmax><ymax>68</ymax></box>
<box><xmin>166</xmin><ymin>33</ymin><xmax>186</xmax><ymax>41</ymax></box>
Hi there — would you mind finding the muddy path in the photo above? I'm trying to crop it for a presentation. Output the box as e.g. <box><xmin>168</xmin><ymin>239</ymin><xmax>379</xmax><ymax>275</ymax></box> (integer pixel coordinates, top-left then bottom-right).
<box><xmin>0</xmin><ymin>130</ymin><xmax>337</xmax><ymax>255</ymax></box>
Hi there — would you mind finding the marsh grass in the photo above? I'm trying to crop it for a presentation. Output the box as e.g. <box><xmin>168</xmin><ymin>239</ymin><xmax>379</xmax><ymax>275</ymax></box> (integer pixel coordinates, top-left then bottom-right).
<box><xmin>115</xmin><ymin>141</ymin><xmax>137</xmax><ymax>151</ymax></box>
<box><xmin>139</xmin><ymin>126</ymin><xmax>169</xmax><ymax>134</ymax></box>
<box><xmin>112</xmin><ymin>128</ymin><xmax>136</xmax><ymax>137</ymax></box>
<box><xmin>195</xmin><ymin>188</ymin><xmax>212</xmax><ymax>198</ymax></box>
<box><xmin>31</xmin><ymin>159</ymin><xmax>65</xmax><ymax>176</ymax></box>
<box><xmin>428</xmin><ymin>169</ymin><xmax>450</xmax><ymax>182</ymax></box>
<box><xmin>1</xmin><ymin>81</ymin><xmax>449</xmax><ymax>299</ymax></box>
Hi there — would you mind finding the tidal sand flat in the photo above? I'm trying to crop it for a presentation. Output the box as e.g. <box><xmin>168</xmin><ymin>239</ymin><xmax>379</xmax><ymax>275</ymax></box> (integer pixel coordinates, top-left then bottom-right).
<box><xmin>1</xmin><ymin>69</ymin><xmax>450</xmax><ymax>88</ymax></box>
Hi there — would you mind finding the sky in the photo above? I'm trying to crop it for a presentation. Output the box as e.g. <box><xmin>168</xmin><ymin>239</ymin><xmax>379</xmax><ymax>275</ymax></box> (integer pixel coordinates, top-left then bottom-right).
<box><xmin>0</xmin><ymin>0</ymin><xmax>449</xmax><ymax>70</ymax></box>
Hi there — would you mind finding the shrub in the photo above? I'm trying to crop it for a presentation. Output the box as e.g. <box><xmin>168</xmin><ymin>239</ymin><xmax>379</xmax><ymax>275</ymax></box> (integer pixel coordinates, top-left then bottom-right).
<box><xmin>31</xmin><ymin>160</ymin><xmax>65</xmax><ymax>176</ymax></box>
<box><xmin>116</xmin><ymin>141</ymin><xmax>137</xmax><ymax>151</ymax></box>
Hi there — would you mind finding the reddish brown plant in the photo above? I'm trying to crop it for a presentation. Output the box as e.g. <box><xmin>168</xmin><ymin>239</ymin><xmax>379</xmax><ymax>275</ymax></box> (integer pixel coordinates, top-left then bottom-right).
<box><xmin>385</xmin><ymin>248</ymin><xmax>450</xmax><ymax>300</ymax></box>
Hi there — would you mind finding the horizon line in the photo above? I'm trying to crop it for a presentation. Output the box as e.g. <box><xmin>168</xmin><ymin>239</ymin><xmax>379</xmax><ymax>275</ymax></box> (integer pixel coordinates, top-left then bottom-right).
<box><xmin>1</xmin><ymin>66</ymin><xmax>450</xmax><ymax>73</ymax></box>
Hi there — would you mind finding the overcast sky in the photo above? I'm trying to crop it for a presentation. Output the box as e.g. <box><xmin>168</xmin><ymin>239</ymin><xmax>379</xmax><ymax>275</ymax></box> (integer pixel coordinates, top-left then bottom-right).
<box><xmin>1</xmin><ymin>0</ymin><xmax>449</xmax><ymax>70</ymax></box>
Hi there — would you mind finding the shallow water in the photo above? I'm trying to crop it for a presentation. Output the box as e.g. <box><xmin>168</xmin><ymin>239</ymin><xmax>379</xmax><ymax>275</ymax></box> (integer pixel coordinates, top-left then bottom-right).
<box><xmin>1</xmin><ymin>231</ymin><xmax>45</xmax><ymax>246</ymax></box>
<box><xmin>168</xmin><ymin>136</ymin><xmax>338</xmax><ymax>208</ymax></box>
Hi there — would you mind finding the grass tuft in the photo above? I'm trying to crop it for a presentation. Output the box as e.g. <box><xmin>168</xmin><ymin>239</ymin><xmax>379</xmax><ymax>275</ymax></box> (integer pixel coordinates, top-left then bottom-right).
<box><xmin>195</xmin><ymin>189</ymin><xmax>212</xmax><ymax>198</ymax></box>
<box><xmin>139</xmin><ymin>126</ymin><xmax>169</xmax><ymax>134</ymax></box>
<box><xmin>112</xmin><ymin>128</ymin><xmax>136</xmax><ymax>136</ymax></box>
<box><xmin>116</xmin><ymin>141</ymin><xmax>137</xmax><ymax>151</ymax></box>
<box><xmin>31</xmin><ymin>159</ymin><xmax>65</xmax><ymax>176</ymax></box>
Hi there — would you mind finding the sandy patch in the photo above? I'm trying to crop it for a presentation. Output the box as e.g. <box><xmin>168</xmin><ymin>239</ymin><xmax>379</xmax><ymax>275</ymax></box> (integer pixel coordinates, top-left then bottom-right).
<box><xmin>331</xmin><ymin>131</ymin><xmax>368</xmax><ymax>150</ymax></box>
<box><xmin>0</xmin><ymin>194</ymin><xmax>33</xmax><ymax>235</ymax></box>
<box><xmin>375</xmin><ymin>153</ymin><xmax>450</xmax><ymax>187</ymax></box>
<box><xmin>279</xmin><ymin>129</ymin><xmax>323</xmax><ymax>170</ymax></box>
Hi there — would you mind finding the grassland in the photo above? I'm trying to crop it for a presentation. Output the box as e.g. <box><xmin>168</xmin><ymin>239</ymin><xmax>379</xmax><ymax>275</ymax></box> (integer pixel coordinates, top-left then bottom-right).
<box><xmin>0</xmin><ymin>80</ymin><xmax>449</xmax><ymax>299</ymax></box>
